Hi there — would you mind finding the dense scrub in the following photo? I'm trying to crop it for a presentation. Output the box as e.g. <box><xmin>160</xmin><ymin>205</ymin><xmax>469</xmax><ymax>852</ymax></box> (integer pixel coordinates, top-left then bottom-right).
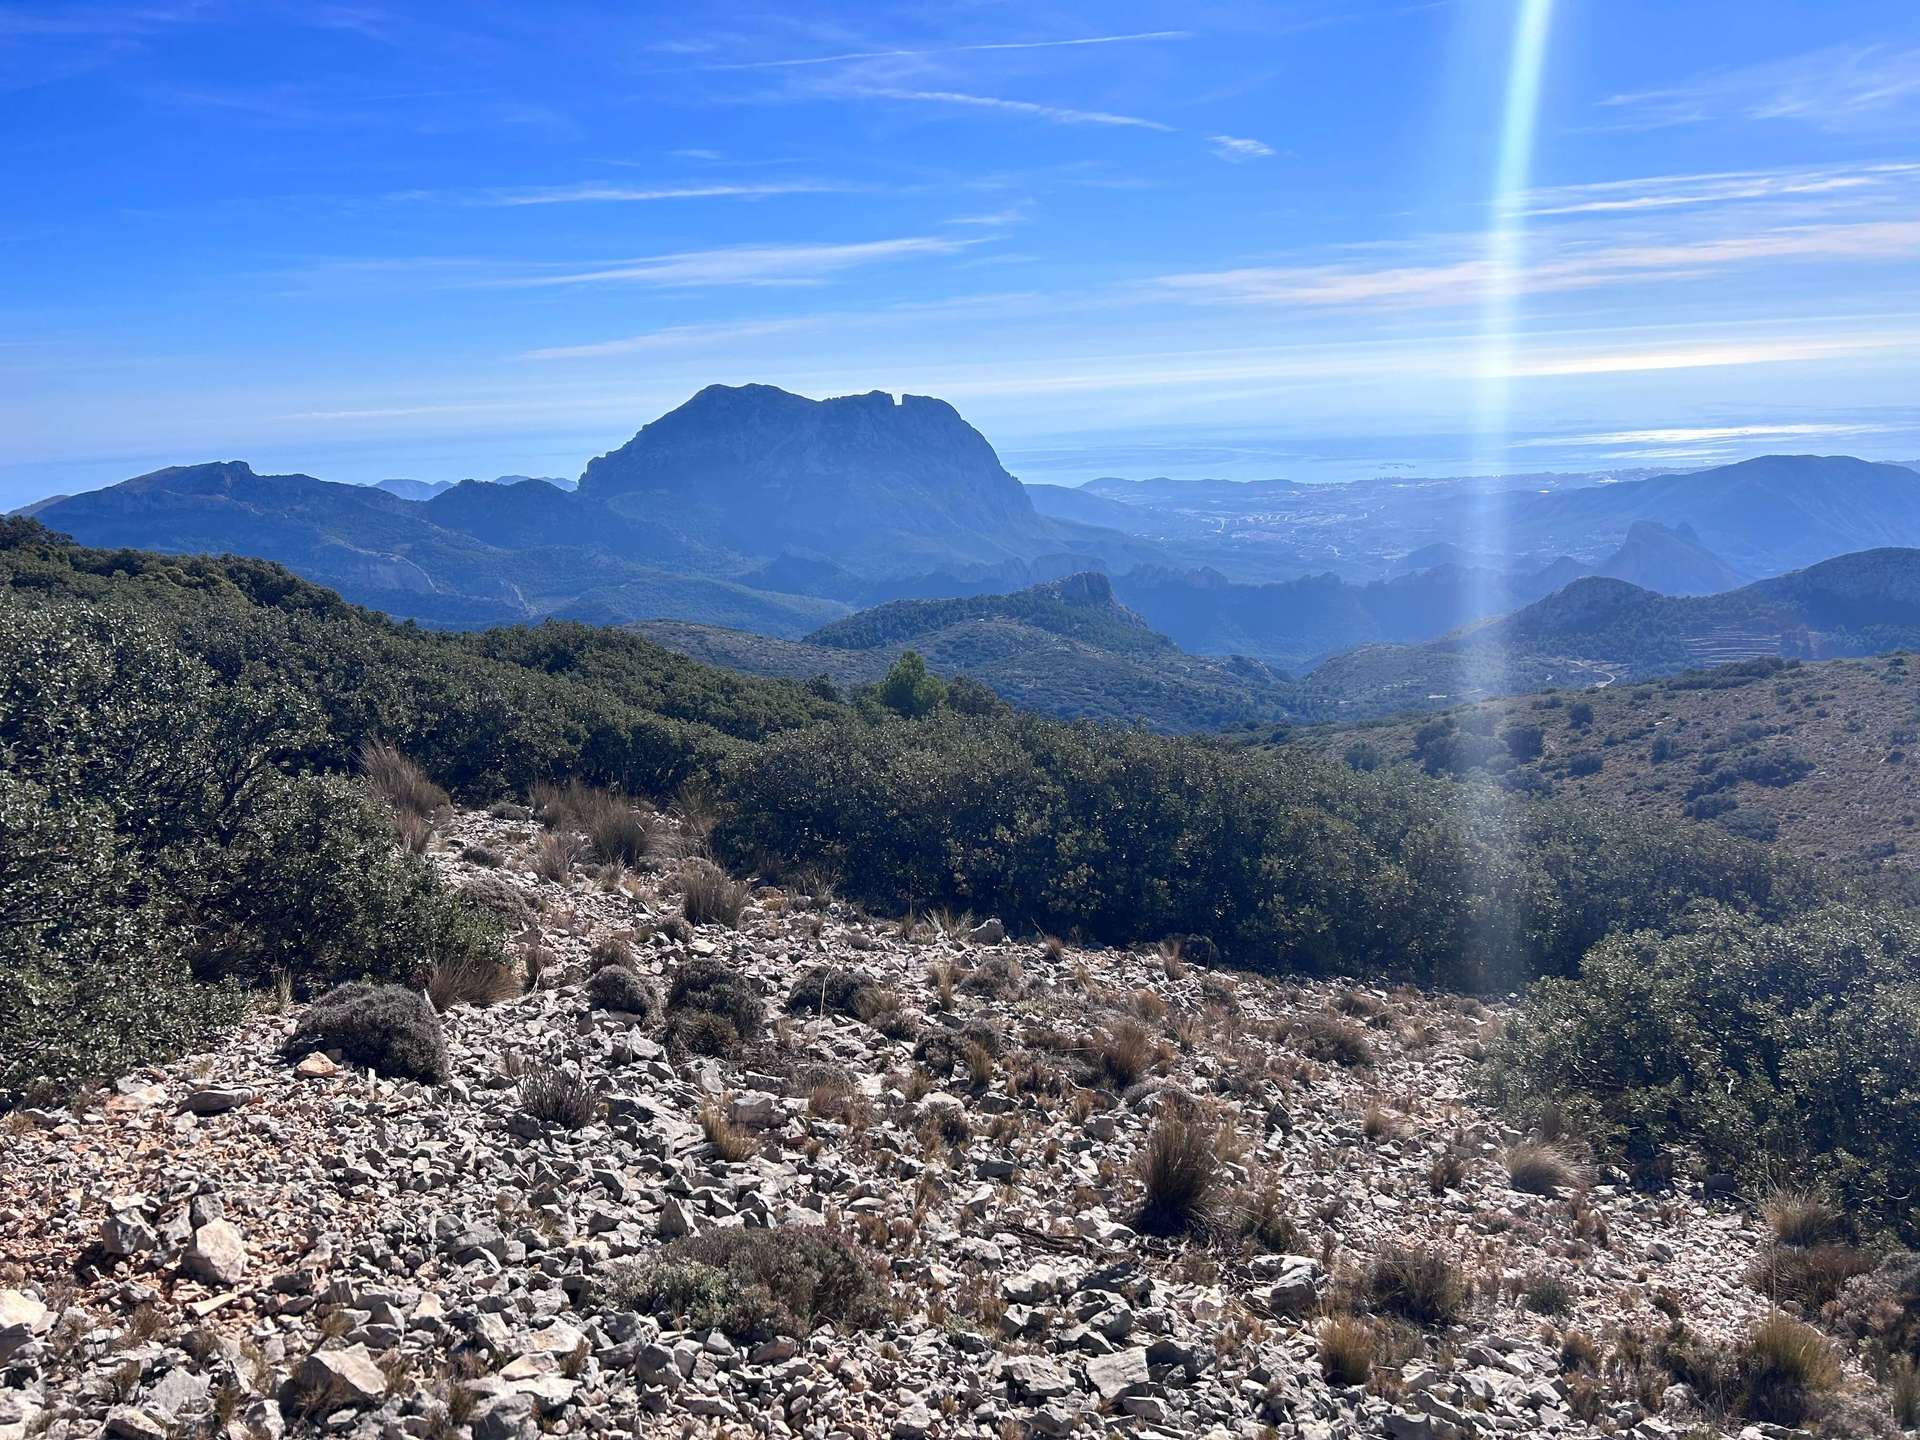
<box><xmin>1485</xmin><ymin>904</ymin><xmax>1920</xmax><ymax>1243</ymax></box>
<box><xmin>0</xmin><ymin>598</ymin><xmax>499</xmax><ymax>1098</ymax></box>
<box><xmin>4</xmin><ymin>513</ymin><xmax>1900</xmax><ymax>1229</ymax></box>
<box><xmin>715</xmin><ymin>709</ymin><xmax>1801</xmax><ymax>991</ymax></box>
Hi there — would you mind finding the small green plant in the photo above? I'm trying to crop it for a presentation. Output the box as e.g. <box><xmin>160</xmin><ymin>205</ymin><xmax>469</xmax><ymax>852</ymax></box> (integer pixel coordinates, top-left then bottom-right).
<box><xmin>877</xmin><ymin>651</ymin><xmax>946</xmax><ymax>718</ymax></box>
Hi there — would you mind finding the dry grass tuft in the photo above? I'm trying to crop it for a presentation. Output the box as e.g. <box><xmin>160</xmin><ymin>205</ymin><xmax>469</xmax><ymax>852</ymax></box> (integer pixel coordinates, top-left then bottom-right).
<box><xmin>1134</xmin><ymin>1110</ymin><xmax>1219</xmax><ymax>1238</ymax></box>
<box><xmin>520</xmin><ymin>1064</ymin><xmax>598</xmax><ymax>1130</ymax></box>
<box><xmin>360</xmin><ymin>739</ymin><xmax>449</xmax><ymax>823</ymax></box>
<box><xmin>532</xmin><ymin>831</ymin><xmax>579</xmax><ymax>883</ymax></box>
<box><xmin>1738</xmin><ymin>1312</ymin><xmax>1842</xmax><ymax>1426</ymax></box>
<box><xmin>1318</xmin><ymin>1316</ymin><xmax>1375</xmax><ymax>1386</ymax></box>
<box><xmin>677</xmin><ymin>859</ymin><xmax>749</xmax><ymax>928</ymax></box>
<box><xmin>1762</xmin><ymin>1189</ymin><xmax>1841</xmax><ymax>1248</ymax></box>
<box><xmin>1365</xmin><ymin>1245</ymin><xmax>1468</xmax><ymax>1327</ymax></box>
<box><xmin>427</xmin><ymin>950</ymin><xmax>521</xmax><ymax>1011</ymax></box>
<box><xmin>1294</xmin><ymin>1013</ymin><xmax>1374</xmax><ymax>1068</ymax></box>
<box><xmin>700</xmin><ymin>1102</ymin><xmax>759</xmax><ymax>1162</ymax></box>
<box><xmin>1094</xmin><ymin>1017</ymin><xmax>1157</xmax><ymax>1088</ymax></box>
<box><xmin>1504</xmin><ymin>1140</ymin><xmax>1589</xmax><ymax>1195</ymax></box>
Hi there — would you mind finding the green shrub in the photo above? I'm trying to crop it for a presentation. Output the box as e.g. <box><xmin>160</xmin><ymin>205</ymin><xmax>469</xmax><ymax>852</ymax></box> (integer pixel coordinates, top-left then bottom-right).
<box><xmin>715</xmin><ymin>711</ymin><xmax>1798</xmax><ymax>993</ymax></box>
<box><xmin>586</xmin><ymin>965</ymin><xmax>656</xmax><ymax>1018</ymax></box>
<box><xmin>283</xmin><ymin>982</ymin><xmax>447</xmax><ymax>1081</ymax></box>
<box><xmin>595</xmin><ymin>1227</ymin><xmax>886</xmax><ymax>1339</ymax></box>
<box><xmin>877</xmin><ymin>650</ymin><xmax>946</xmax><ymax>718</ymax></box>
<box><xmin>0</xmin><ymin>600</ymin><xmax>492</xmax><ymax>1097</ymax></box>
<box><xmin>786</xmin><ymin>965</ymin><xmax>879</xmax><ymax>1018</ymax></box>
<box><xmin>668</xmin><ymin>957</ymin><xmax>765</xmax><ymax>1041</ymax></box>
<box><xmin>1485</xmin><ymin>904</ymin><xmax>1920</xmax><ymax>1242</ymax></box>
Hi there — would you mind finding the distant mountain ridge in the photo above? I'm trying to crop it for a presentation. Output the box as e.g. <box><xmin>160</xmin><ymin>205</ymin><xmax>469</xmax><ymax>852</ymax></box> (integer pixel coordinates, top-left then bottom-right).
<box><xmin>26</xmin><ymin>385</ymin><xmax>1158</xmax><ymax>630</ymax></box>
<box><xmin>1294</xmin><ymin>546</ymin><xmax>1920</xmax><ymax>717</ymax></box>
<box><xmin>635</xmin><ymin>571</ymin><xmax>1294</xmax><ymax>732</ymax></box>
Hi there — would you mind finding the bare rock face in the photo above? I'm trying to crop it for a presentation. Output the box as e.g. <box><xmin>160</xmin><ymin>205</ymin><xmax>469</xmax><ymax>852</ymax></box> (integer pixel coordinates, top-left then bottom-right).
<box><xmin>182</xmin><ymin>1219</ymin><xmax>247</xmax><ymax>1287</ymax></box>
<box><xmin>287</xmin><ymin>1344</ymin><xmax>387</xmax><ymax>1409</ymax></box>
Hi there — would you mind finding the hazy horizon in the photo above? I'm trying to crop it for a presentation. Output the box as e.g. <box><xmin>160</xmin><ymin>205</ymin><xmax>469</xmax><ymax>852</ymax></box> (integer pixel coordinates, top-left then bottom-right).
<box><xmin>4</xmin><ymin>0</ymin><xmax>1919</xmax><ymax>508</ymax></box>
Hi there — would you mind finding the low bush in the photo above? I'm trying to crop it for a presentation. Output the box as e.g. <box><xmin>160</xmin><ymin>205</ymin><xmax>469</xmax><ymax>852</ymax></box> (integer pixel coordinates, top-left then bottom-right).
<box><xmin>589</xmin><ymin>935</ymin><xmax>635</xmax><ymax>972</ymax></box>
<box><xmin>662</xmin><ymin>1011</ymin><xmax>735</xmax><ymax>1057</ymax></box>
<box><xmin>1520</xmin><ymin>1270</ymin><xmax>1574</xmax><ymax>1317</ymax></box>
<box><xmin>1827</xmin><ymin>1252</ymin><xmax>1920</xmax><ymax>1357</ymax></box>
<box><xmin>283</xmin><ymin>982</ymin><xmax>447</xmax><ymax>1082</ymax></box>
<box><xmin>787</xmin><ymin>965</ymin><xmax>879</xmax><ymax>1018</ymax></box>
<box><xmin>1484</xmin><ymin>904</ymin><xmax>1920</xmax><ymax>1242</ymax></box>
<box><xmin>1295</xmin><ymin>1014</ymin><xmax>1374</xmax><ymax>1068</ymax></box>
<box><xmin>586</xmin><ymin>965</ymin><xmax>657</xmax><ymax>1019</ymax></box>
<box><xmin>668</xmin><ymin>957</ymin><xmax>766</xmax><ymax>1041</ymax></box>
<box><xmin>595</xmin><ymin>1227</ymin><xmax>887</xmax><ymax>1339</ymax></box>
<box><xmin>458</xmin><ymin>872</ymin><xmax>533</xmax><ymax>927</ymax></box>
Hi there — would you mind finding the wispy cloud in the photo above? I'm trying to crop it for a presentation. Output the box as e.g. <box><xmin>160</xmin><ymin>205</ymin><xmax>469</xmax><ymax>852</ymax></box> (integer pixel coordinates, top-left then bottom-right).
<box><xmin>691</xmin><ymin>30</ymin><xmax>1189</xmax><ymax>72</ymax></box>
<box><xmin>473</xmin><ymin>179</ymin><xmax>857</xmax><ymax>206</ymax></box>
<box><xmin>521</xmin><ymin>317</ymin><xmax>817</xmax><ymax>361</ymax></box>
<box><xmin>496</xmin><ymin>236</ymin><xmax>976</xmax><ymax>290</ymax></box>
<box><xmin>1516</xmin><ymin>422</ymin><xmax>1894</xmax><ymax>448</ymax></box>
<box><xmin>1209</xmin><ymin>134</ymin><xmax>1275</xmax><ymax>162</ymax></box>
<box><xmin>1155</xmin><ymin>219</ymin><xmax>1920</xmax><ymax>310</ymax></box>
<box><xmin>1523</xmin><ymin>162</ymin><xmax>1920</xmax><ymax>217</ymax></box>
<box><xmin>1597</xmin><ymin>42</ymin><xmax>1920</xmax><ymax>134</ymax></box>
<box><xmin>846</xmin><ymin>86</ymin><xmax>1173</xmax><ymax>131</ymax></box>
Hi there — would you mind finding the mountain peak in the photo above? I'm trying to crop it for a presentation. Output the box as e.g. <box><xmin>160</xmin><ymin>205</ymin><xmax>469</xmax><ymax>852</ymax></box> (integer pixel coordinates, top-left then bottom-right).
<box><xmin>576</xmin><ymin>384</ymin><xmax>1040</xmax><ymax>573</ymax></box>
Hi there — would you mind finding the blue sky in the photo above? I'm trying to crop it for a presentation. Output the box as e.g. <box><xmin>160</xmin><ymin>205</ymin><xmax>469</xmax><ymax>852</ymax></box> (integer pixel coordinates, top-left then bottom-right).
<box><xmin>3</xmin><ymin>0</ymin><xmax>1919</xmax><ymax>507</ymax></box>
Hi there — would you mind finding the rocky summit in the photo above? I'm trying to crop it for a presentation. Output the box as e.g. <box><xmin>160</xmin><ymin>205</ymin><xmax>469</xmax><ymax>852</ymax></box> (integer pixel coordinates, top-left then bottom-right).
<box><xmin>0</xmin><ymin>806</ymin><xmax>1895</xmax><ymax>1440</ymax></box>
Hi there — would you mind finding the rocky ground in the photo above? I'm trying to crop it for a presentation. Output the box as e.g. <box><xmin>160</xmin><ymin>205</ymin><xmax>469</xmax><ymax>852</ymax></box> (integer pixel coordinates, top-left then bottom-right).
<box><xmin>0</xmin><ymin>808</ymin><xmax>1896</xmax><ymax>1440</ymax></box>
